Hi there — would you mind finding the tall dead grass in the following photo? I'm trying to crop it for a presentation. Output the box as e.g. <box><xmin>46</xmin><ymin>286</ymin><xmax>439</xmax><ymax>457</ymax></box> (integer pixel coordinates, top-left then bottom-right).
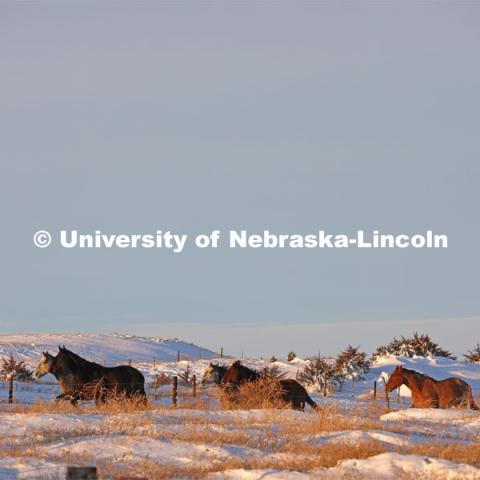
<box><xmin>216</xmin><ymin>378</ymin><xmax>289</xmax><ymax>410</ymax></box>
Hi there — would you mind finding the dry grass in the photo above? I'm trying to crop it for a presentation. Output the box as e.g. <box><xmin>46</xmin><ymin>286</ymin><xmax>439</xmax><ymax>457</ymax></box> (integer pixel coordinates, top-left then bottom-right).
<box><xmin>216</xmin><ymin>378</ymin><xmax>289</xmax><ymax>410</ymax></box>
<box><xmin>1</xmin><ymin>392</ymin><xmax>480</xmax><ymax>479</ymax></box>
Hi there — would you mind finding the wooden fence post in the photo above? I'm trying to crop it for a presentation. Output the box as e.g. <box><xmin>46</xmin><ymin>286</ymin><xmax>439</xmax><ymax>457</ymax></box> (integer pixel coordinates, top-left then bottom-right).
<box><xmin>153</xmin><ymin>358</ymin><xmax>156</xmax><ymax>368</ymax></box>
<box><xmin>8</xmin><ymin>375</ymin><xmax>13</xmax><ymax>404</ymax></box>
<box><xmin>177</xmin><ymin>351</ymin><xmax>181</xmax><ymax>362</ymax></box>
<box><xmin>128</xmin><ymin>359</ymin><xmax>132</xmax><ymax>366</ymax></box>
<box><xmin>66</xmin><ymin>466</ymin><xmax>98</xmax><ymax>479</ymax></box>
<box><xmin>172</xmin><ymin>376</ymin><xmax>178</xmax><ymax>407</ymax></box>
<box><xmin>192</xmin><ymin>374</ymin><xmax>197</xmax><ymax>397</ymax></box>
<box><xmin>220</xmin><ymin>347</ymin><xmax>224</xmax><ymax>358</ymax></box>
<box><xmin>373</xmin><ymin>380</ymin><xmax>377</xmax><ymax>400</ymax></box>
<box><xmin>382</xmin><ymin>377</ymin><xmax>390</xmax><ymax>409</ymax></box>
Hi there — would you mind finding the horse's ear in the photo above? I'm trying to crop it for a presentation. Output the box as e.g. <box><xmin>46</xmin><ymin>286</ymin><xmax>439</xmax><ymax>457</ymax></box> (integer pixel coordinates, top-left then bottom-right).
<box><xmin>58</xmin><ymin>345</ymin><xmax>62</xmax><ymax>352</ymax></box>
<box><xmin>397</xmin><ymin>365</ymin><xmax>403</xmax><ymax>371</ymax></box>
<box><xmin>232</xmin><ymin>360</ymin><xmax>241</xmax><ymax>366</ymax></box>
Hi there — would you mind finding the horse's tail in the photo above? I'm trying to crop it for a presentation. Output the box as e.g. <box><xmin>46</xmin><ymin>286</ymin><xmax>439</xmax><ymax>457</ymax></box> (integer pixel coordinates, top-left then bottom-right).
<box><xmin>465</xmin><ymin>384</ymin><xmax>478</xmax><ymax>410</ymax></box>
<box><xmin>304</xmin><ymin>392</ymin><xmax>319</xmax><ymax>411</ymax></box>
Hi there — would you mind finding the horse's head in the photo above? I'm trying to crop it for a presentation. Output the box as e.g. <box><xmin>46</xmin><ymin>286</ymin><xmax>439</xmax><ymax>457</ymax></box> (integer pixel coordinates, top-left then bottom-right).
<box><xmin>201</xmin><ymin>363</ymin><xmax>225</xmax><ymax>385</ymax></box>
<box><xmin>34</xmin><ymin>351</ymin><xmax>55</xmax><ymax>378</ymax></box>
<box><xmin>386</xmin><ymin>365</ymin><xmax>404</xmax><ymax>392</ymax></box>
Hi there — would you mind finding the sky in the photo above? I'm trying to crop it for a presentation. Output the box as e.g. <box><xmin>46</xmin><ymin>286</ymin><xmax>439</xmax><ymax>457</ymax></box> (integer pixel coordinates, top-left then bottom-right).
<box><xmin>1</xmin><ymin>1</ymin><xmax>479</xmax><ymax>358</ymax></box>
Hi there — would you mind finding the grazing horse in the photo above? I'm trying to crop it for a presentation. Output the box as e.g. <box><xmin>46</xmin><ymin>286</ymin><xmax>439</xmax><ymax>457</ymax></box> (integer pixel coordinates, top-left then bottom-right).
<box><xmin>386</xmin><ymin>365</ymin><xmax>478</xmax><ymax>410</ymax></box>
<box><xmin>222</xmin><ymin>361</ymin><xmax>318</xmax><ymax>411</ymax></box>
<box><xmin>34</xmin><ymin>346</ymin><xmax>147</xmax><ymax>405</ymax></box>
<box><xmin>201</xmin><ymin>363</ymin><xmax>229</xmax><ymax>385</ymax></box>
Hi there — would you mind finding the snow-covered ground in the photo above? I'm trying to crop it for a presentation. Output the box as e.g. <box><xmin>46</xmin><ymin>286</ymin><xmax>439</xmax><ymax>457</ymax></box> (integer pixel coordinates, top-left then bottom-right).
<box><xmin>0</xmin><ymin>334</ymin><xmax>479</xmax><ymax>479</ymax></box>
<box><xmin>0</xmin><ymin>333</ymin><xmax>217</xmax><ymax>366</ymax></box>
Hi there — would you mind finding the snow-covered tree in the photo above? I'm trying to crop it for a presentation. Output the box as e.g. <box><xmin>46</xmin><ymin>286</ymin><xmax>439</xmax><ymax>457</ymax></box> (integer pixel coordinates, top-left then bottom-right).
<box><xmin>1</xmin><ymin>355</ymin><xmax>33</xmax><ymax>382</ymax></box>
<box><xmin>297</xmin><ymin>356</ymin><xmax>341</xmax><ymax>394</ymax></box>
<box><xmin>270</xmin><ymin>355</ymin><xmax>278</xmax><ymax>363</ymax></box>
<box><xmin>287</xmin><ymin>351</ymin><xmax>297</xmax><ymax>362</ymax></box>
<box><xmin>260</xmin><ymin>365</ymin><xmax>285</xmax><ymax>380</ymax></box>
<box><xmin>372</xmin><ymin>333</ymin><xmax>455</xmax><ymax>361</ymax></box>
<box><xmin>335</xmin><ymin>345</ymin><xmax>369</xmax><ymax>380</ymax></box>
<box><xmin>464</xmin><ymin>343</ymin><xmax>480</xmax><ymax>364</ymax></box>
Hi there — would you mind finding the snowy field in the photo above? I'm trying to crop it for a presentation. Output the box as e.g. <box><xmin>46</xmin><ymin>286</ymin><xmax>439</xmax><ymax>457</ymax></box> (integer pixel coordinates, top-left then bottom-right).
<box><xmin>0</xmin><ymin>334</ymin><xmax>479</xmax><ymax>479</ymax></box>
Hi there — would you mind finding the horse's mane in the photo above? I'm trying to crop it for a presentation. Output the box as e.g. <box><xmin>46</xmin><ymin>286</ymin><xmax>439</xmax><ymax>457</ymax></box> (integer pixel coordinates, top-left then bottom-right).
<box><xmin>401</xmin><ymin>367</ymin><xmax>425</xmax><ymax>377</ymax></box>
<box><xmin>211</xmin><ymin>363</ymin><xmax>228</xmax><ymax>372</ymax></box>
<box><xmin>231</xmin><ymin>361</ymin><xmax>259</xmax><ymax>378</ymax></box>
<box><xmin>59</xmin><ymin>347</ymin><xmax>103</xmax><ymax>369</ymax></box>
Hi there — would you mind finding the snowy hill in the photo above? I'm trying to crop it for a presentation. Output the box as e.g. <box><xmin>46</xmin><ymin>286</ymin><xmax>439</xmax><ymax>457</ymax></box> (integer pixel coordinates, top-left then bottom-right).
<box><xmin>0</xmin><ymin>333</ymin><xmax>216</xmax><ymax>367</ymax></box>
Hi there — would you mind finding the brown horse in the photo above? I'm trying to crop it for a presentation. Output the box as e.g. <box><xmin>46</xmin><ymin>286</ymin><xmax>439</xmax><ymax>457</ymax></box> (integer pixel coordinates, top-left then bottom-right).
<box><xmin>222</xmin><ymin>360</ymin><xmax>318</xmax><ymax>411</ymax></box>
<box><xmin>386</xmin><ymin>365</ymin><xmax>478</xmax><ymax>410</ymax></box>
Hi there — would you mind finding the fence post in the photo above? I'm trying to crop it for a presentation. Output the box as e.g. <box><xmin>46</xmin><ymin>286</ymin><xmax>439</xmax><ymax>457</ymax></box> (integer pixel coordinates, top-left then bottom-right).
<box><xmin>8</xmin><ymin>375</ymin><xmax>13</xmax><ymax>404</ymax></box>
<box><xmin>192</xmin><ymin>374</ymin><xmax>197</xmax><ymax>397</ymax></box>
<box><xmin>172</xmin><ymin>376</ymin><xmax>178</xmax><ymax>407</ymax></box>
<box><xmin>128</xmin><ymin>359</ymin><xmax>132</xmax><ymax>366</ymax></box>
<box><xmin>373</xmin><ymin>380</ymin><xmax>377</xmax><ymax>400</ymax></box>
<box><xmin>66</xmin><ymin>466</ymin><xmax>98</xmax><ymax>479</ymax></box>
<box><xmin>382</xmin><ymin>377</ymin><xmax>390</xmax><ymax>409</ymax></box>
<box><xmin>153</xmin><ymin>357</ymin><xmax>156</xmax><ymax>368</ymax></box>
<box><xmin>220</xmin><ymin>347</ymin><xmax>223</xmax><ymax>358</ymax></box>
<box><xmin>177</xmin><ymin>351</ymin><xmax>181</xmax><ymax>362</ymax></box>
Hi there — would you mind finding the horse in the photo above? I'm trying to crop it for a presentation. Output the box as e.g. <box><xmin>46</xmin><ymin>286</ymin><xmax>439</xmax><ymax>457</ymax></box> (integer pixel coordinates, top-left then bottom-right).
<box><xmin>201</xmin><ymin>363</ymin><xmax>229</xmax><ymax>385</ymax></box>
<box><xmin>34</xmin><ymin>346</ymin><xmax>147</xmax><ymax>405</ymax></box>
<box><xmin>222</xmin><ymin>360</ymin><xmax>318</xmax><ymax>411</ymax></box>
<box><xmin>386</xmin><ymin>365</ymin><xmax>478</xmax><ymax>410</ymax></box>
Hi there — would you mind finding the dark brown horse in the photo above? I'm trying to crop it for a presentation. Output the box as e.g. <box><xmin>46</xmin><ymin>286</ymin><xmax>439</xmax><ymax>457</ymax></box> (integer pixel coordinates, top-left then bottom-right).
<box><xmin>34</xmin><ymin>346</ymin><xmax>147</xmax><ymax>405</ymax></box>
<box><xmin>222</xmin><ymin>360</ymin><xmax>318</xmax><ymax>411</ymax></box>
<box><xmin>386</xmin><ymin>365</ymin><xmax>478</xmax><ymax>410</ymax></box>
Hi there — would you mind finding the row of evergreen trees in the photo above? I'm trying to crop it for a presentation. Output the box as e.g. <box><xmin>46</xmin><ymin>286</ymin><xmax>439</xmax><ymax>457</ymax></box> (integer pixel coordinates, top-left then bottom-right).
<box><xmin>282</xmin><ymin>333</ymin><xmax>480</xmax><ymax>365</ymax></box>
<box><xmin>276</xmin><ymin>333</ymin><xmax>480</xmax><ymax>393</ymax></box>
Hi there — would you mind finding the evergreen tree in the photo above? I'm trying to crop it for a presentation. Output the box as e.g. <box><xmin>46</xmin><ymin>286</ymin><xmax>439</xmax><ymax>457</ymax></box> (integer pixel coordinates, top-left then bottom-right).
<box><xmin>297</xmin><ymin>356</ymin><xmax>341</xmax><ymax>393</ymax></box>
<box><xmin>335</xmin><ymin>345</ymin><xmax>369</xmax><ymax>380</ymax></box>
<box><xmin>464</xmin><ymin>343</ymin><xmax>480</xmax><ymax>364</ymax></box>
<box><xmin>287</xmin><ymin>351</ymin><xmax>297</xmax><ymax>362</ymax></box>
<box><xmin>372</xmin><ymin>332</ymin><xmax>455</xmax><ymax>361</ymax></box>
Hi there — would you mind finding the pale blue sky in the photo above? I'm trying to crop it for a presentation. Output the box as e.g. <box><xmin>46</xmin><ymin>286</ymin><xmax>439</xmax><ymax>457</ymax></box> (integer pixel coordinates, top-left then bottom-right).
<box><xmin>1</xmin><ymin>1</ymin><xmax>479</xmax><ymax>357</ymax></box>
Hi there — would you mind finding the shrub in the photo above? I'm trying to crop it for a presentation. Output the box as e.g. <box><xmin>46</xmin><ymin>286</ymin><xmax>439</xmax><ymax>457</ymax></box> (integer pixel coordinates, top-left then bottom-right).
<box><xmin>287</xmin><ymin>351</ymin><xmax>296</xmax><ymax>362</ymax></box>
<box><xmin>259</xmin><ymin>365</ymin><xmax>286</xmax><ymax>380</ymax></box>
<box><xmin>464</xmin><ymin>343</ymin><xmax>480</xmax><ymax>364</ymax></box>
<box><xmin>297</xmin><ymin>356</ymin><xmax>341</xmax><ymax>394</ymax></box>
<box><xmin>335</xmin><ymin>345</ymin><xmax>369</xmax><ymax>380</ymax></box>
<box><xmin>372</xmin><ymin>332</ymin><xmax>455</xmax><ymax>361</ymax></box>
<box><xmin>1</xmin><ymin>355</ymin><xmax>33</xmax><ymax>382</ymax></box>
<box><xmin>150</xmin><ymin>372</ymin><xmax>171</xmax><ymax>388</ymax></box>
<box><xmin>178</xmin><ymin>364</ymin><xmax>192</xmax><ymax>384</ymax></box>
